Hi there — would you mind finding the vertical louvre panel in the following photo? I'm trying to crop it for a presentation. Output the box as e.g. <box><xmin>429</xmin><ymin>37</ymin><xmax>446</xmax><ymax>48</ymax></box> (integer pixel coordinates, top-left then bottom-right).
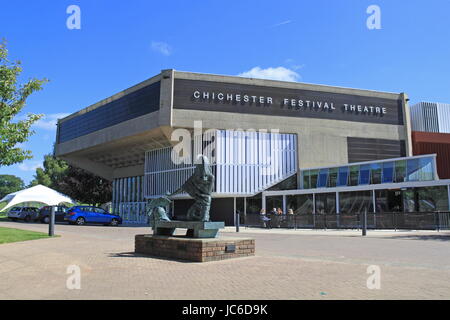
<box><xmin>143</xmin><ymin>130</ymin><xmax>298</xmax><ymax>198</ymax></box>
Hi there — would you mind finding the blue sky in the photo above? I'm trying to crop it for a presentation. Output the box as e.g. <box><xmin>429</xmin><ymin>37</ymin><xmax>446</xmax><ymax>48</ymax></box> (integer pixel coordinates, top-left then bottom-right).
<box><xmin>1</xmin><ymin>0</ymin><xmax>449</xmax><ymax>184</ymax></box>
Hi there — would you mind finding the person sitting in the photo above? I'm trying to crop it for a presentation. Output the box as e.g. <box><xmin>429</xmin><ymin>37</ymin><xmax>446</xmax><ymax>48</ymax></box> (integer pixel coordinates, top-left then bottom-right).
<box><xmin>259</xmin><ymin>209</ymin><xmax>271</xmax><ymax>229</ymax></box>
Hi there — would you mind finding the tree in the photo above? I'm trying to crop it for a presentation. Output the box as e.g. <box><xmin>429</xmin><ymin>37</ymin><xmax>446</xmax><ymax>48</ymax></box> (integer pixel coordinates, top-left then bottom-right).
<box><xmin>0</xmin><ymin>40</ymin><xmax>48</xmax><ymax>167</ymax></box>
<box><xmin>29</xmin><ymin>153</ymin><xmax>112</xmax><ymax>206</ymax></box>
<box><xmin>57</xmin><ymin>166</ymin><xmax>112</xmax><ymax>206</ymax></box>
<box><xmin>0</xmin><ymin>174</ymin><xmax>24</xmax><ymax>199</ymax></box>
<box><xmin>28</xmin><ymin>154</ymin><xmax>68</xmax><ymax>188</ymax></box>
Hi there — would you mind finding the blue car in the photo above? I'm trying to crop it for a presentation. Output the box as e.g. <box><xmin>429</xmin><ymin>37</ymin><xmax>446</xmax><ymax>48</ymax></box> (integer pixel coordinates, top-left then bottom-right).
<box><xmin>64</xmin><ymin>206</ymin><xmax>122</xmax><ymax>226</ymax></box>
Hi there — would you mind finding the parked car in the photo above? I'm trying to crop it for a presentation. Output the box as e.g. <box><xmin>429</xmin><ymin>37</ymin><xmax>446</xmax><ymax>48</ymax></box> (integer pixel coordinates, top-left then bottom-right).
<box><xmin>37</xmin><ymin>205</ymin><xmax>68</xmax><ymax>223</ymax></box>
<box><xmin>64</xmin><ymin>206</ymin><xmax>122</xmax><ymax>226</ymax></box>
<box><xmin>7</xmin><ymin>207</ymin><xmax>40</xmax><ymax>222</ymax></box>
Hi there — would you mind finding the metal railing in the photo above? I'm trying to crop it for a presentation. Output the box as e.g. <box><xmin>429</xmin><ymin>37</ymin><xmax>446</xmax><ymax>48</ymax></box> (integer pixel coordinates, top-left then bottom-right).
<box><xmin>242</xmin><ymin>211</ymin><xmax>450</xmax><ymax>230</ymax></box>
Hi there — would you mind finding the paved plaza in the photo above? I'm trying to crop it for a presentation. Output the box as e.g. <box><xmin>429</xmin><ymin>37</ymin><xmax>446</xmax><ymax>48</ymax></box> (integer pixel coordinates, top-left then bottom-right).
<box><xmin>0</xmin><ymin>221</ymin><xmax>449</xmax><ymax>300</ymax></box>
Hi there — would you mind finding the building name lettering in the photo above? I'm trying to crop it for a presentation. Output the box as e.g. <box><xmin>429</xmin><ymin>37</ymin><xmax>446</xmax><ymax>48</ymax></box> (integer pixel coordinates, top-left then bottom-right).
<box><xmin>192</xmin><ymin>90</ymin><xmax>387</xmax><ymax>115</ymax></box>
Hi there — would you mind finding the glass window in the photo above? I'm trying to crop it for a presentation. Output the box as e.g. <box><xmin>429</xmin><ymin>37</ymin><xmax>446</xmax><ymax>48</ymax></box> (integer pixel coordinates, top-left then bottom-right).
<box><xmin>339</xmin><ymin>191</ymin><xmax>373</xmax><ymax>214</ymax></box>
<box><xmin>268</xmin><ymin>174</ymin><xmax>298</xmax><ymax>190</ymax></box>
<box><xmin>287</xmin><ymin>194</ymin><xmax>314</xmax><ymax>214</ymax></box>
<box><xmin>310</xmin><ymin>170</ymin><xmax>319</xmax><ymax>189</ymax></box>
<box><xmin>328</xmin><ymin>168</ymin><xmax>338</xmax><ymax>188</ymax></box>
<box><xmin>403</xmin><ymin>189</ymin><xmax>417</xmax><ymax>212</ymax></box>
<box><xmin>349</xmin><ymin>166</ymin><xmax>359</xmax><ymax>186</ymax></box>
<box><xmin>370</xmin><ymin>163</ymin><xmax>382</xmax><ymax>184</ymax></box>
<box><xmin>406</xmin><ymin>158</ymin><xmax>421</xmax><ymax>181</ymax></box>
<box><xmin>416</xmin><ymin>186</ymin><xmax>449</xmax><ymax>212</ymax></box>
<box><xmin>381</xmin><ymin>162</ymin><xmax>394</xmax><ymax>183</ymax></box>
<box><xmin>315</xmin><ymin>193</ymin><xmax>336</xmax><ymax>214</ymax></box>
<box><xmin>375</xmin><ymin>189</ymin><xmax>402</xmax><ymax>212</ymax></box>
<box><xmin>245</xmin><ymin>193</ymin><xmax>262</xmax><ymax>214</ymax></box>
<box><xmin>317</xmin><ymin>169</ymin><xmax>328</xmax><ymax>188</ymax></box>
<box><xmin>302</xmin><ymin>171</ymin><xmax>310</xmax><ymax>189</ymax></box>
<box><xmin>337</xmin><ymin>167</ymin><xmax>349</xmax><ymax>187</ymax></box>
<box><xmin>394</xmin><ymin>160</ymin><xmax>406</xmax><ymax>183</ymax></box>
<box><xmin>266</xmin><ymin>196</ymin><xmax>283</xmax><ymax>214</ymax></box>
<box><xmin>358</xmin><ymin>164</ymin><xmax>370</xmax><ymax>185</ymax></box>
<box><xmin>418</xmin><ymin>157</ymin><xmax>434</xmax><ymax>181</ymax></box>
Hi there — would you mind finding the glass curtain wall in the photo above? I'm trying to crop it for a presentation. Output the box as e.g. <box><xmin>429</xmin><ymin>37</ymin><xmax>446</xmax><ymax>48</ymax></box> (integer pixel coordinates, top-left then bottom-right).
<box><xmin>339</xmin><ymin>191</ymin><xmax>373</xmax><ymax>214</ymax></box>
<box><xmin>300</xmin><ymin>156</ymin><xmax>436</xmax><ymax>190</ymax></box>
<box><xmin>286</xmin><ymin>194</ymin><xmax>314</xmax><ymax>214</ymax></box>
<box><xmin>315</xmin><ymin>193</ymin><xmax>336</xmax><ymax>214</ymax></box>
<box><xmin>374</xmin><ymin>186</ymin><xmax>449</xmax><ymax>213</ymax></box>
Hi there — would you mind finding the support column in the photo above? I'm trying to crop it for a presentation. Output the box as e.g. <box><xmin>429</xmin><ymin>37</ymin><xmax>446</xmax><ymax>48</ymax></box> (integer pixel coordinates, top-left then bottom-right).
<box><xmin>233</xmin><ymin>197</ymin><xmax>237</xmax><ymax>226</ymax></box>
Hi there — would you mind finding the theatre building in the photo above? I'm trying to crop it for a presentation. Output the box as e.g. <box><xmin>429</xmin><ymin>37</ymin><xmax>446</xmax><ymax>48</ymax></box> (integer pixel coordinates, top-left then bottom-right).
<box><xmin>410</xmin><ymin>102</ymin><xmax>450</xmax><ymax>179</ymax></box>
<box><xmin>54</xmin><ymin>70</ymin><xmax>450</xmax><ymax>227</ymax></box>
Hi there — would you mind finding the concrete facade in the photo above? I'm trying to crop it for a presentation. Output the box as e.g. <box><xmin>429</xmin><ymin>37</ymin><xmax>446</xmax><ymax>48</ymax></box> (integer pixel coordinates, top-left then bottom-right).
<box><xmin>55</xmin><ymin>69</ymin><xmax>411</xmax><ymax>183</ymax></box>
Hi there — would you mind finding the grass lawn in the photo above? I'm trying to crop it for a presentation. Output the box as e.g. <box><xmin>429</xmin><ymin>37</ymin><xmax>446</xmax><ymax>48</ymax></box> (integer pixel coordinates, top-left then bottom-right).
<box><xmin>0</xmin><ymin>226</ymin><xmax>55</xmax><ymax>244</ymax></box>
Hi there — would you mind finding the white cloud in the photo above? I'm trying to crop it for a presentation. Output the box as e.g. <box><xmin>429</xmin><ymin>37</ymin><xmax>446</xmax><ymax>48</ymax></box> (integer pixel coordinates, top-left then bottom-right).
<box><xmin>33</xmin><ymin>113</ymin><xmax>70</xmax><ymax>131</ymax></box>
<box><xmin>271</xmin><ymin>20</ymin><xmax>292</xmax><ymax>28</ymax></box>
<box><xmin>238</xmin><ymin>66</ymin><xmax>300</xmax><ymax>82</ymax></box>
<box><xmin>151</xmin><ymin>41</ymin><xmax>172</xmax><ymax>56</ymax></box>
<box><xmin>18</xmin><ymin>161</ymin><xmax>42</xmax><ymax>172</ymax></box>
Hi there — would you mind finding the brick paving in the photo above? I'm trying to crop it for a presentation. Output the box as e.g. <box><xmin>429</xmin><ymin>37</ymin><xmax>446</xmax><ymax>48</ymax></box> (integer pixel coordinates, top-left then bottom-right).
<box><xmin>0</xmin><ymin>221</ymin><xmax>449</xmax><ymax>299</ymax></box>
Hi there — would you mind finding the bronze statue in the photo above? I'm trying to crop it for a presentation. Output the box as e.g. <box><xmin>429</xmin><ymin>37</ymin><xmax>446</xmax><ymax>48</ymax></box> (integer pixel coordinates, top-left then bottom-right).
<box><xmin>146</xmin><ymin>195</ymin><xmax>172</xmax><ymax>227</ymax></box>
<box><xmin>172</xmin><ymin>155</ymin><xmax>214</xmax><ymax>222</ymax></box>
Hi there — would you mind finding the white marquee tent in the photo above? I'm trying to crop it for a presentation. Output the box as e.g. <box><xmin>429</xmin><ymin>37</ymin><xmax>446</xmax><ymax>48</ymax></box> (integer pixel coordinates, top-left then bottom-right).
<box><xmin>0</xmin><ymin>184</ymin><xmax>75</xmax><ymax>212</ymax></box>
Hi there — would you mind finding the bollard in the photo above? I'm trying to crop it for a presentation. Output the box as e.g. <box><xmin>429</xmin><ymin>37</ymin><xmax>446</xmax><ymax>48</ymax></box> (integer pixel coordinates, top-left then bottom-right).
<box><xmin>49</xmin><ymin>206</ymin><xmax>55</xmax><ymax>237</ymax></box>
<box><xmin>362</xmin><ymin>208</ymin><xmax>367</xmax><ymax>236</ymax></box>
<box><xmin>236</xmin><ymin>211</ymin><xmax>240</xmax><ymax>233</ymax></box>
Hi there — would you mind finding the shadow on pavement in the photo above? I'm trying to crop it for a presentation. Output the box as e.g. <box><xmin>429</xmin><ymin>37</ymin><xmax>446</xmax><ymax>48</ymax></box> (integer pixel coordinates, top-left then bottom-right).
<box><xmin>388</xmin><ymin>234</ymin><xmax>450</xmax><ymax>241</ymax></box>
<box><xmin>107</xmin><ymin>251</ymin><xmax>194</xmax><ymax>263</ymax></box>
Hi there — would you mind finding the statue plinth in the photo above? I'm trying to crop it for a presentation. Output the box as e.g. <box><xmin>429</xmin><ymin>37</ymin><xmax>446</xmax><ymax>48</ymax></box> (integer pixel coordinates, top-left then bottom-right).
<box><xmin>137</xmin><ymin>155</ymin><xmax>255</xmax><ymax>262</ymax></box>
<box><xmin>152</xmin><ymin>220</ymin><xmax>225</xmax><ymax>238</ymax></box>
<box><xmin>135</xmin><ymin>234</ymin><xmax>255</xmax><ymax>262</ymax></box>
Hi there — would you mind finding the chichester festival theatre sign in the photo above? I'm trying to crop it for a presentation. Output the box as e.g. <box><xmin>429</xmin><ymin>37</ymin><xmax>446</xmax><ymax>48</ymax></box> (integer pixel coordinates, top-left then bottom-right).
<box><xmin>192</xmin><ymin>90</ymin><xmax>388</xmax><ymax>115</ymax></box>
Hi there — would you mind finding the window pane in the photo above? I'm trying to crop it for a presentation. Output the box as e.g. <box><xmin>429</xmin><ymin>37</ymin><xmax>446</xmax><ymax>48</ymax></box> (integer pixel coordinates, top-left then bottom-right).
<box><xmin>337</xmin><ymin>167</ymin><xmax>349</xmax><ymax>186</ymax></box>
<box><xmin>302</xmin><ymin>171</ymin><xmax>310</xmax><ymax>189</ymax></box>
<box><xmin>406</xmin><ymin>158</ymin><xmax>421</xmax><ymax>181</ymax></box>
<box><xmin>358</xmin><ymin>164</ymin><xmax>370</xmax><ymax>185</ymax></box>
<box><xmin>287</xmin><ymin>194</ymin><xmax>314</xmax><ymax>214</ymax></box>
<box><xmin>310</xmin><ymin>170</ymin><xmax>319</xmax><ymax>189</ymax></box>
<box><xmin>417</xmin><ymin>186</ymin><xmax>449</xmax><ymax>212</ymax></box>
<box><xmin>349</xmin><ymin>166</ymin><xmax>359</xmax><ymax>186</ymax></box>
<box><xmin>266</xmin><ymin>196</ymin><xmax>283</xmax><ymax>213</ymax></box>
<box><xmin>328</xmin><ymin>168</ymin><xmax>338</xmax><ymax>188</ymax></box>
<box><xmin>339</xmin><ymin>191</ymin><xmax>373</xmax><ymax>214</ymax></box>
<box><xmin>394</xmin><ymin>160</ymin><xmax>406</xmax><ymax>183</ymax></box>
<box><xmin>370</xmin><ymin>163</ymin><xmax>382</xmax><ymax>184</ymax></box>
<box><xmin>382</xmin><ymin>162</ymin><xmax>394</xmax><ymax>183</ymax></box>
<box><xmin>315</xmin><ymin>193</ymin><xmax>336</xmax><ymax>214</ymax></box>
<box><xmin>245</xmin><ymin>193</ymin><xmax>262</xmax><ymax>214</ymax></box>
<box><xmin>317</xmin><ymin>169</ymin><xmax>328</xmax><ymax>188</ymax></box>
<box><xmin>403</xmin><ymin>189</ymin><xmax>416</xmax><ymax>212</ymax></box>
<box><xmin>418</xmin><ymin>157</ymin><xmax>434</xmax><ymax>181</ymax></box>
<box><xmin>375</xmin><ymin>189</ymin><xmax>402</xmax><ymax>212</ymax></box>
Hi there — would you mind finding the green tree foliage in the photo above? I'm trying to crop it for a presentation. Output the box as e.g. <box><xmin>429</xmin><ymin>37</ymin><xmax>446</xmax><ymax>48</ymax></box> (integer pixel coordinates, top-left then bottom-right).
<box><xmin>0</xmin><ymin>40</ymin><xmax>48</xmax><ymax>166</ymax></box>
<box><xmin>29</xmin><ymin>154</ymin><xmax>111</xmax><ymax>206</ymax></box>
<box><xmin>57</xmin><ymin>166</ymin><xmax>112</xmax><ymax>206</ymax></box>
<box><xmin>28</xmin><ymin>154</ymin><xmax>68</xmax><ymax>188</ymax></box>
<box><xmin>0</xmin><ymin>174</ymin><xmax>24</xmax><ymax>199</ymax></box>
